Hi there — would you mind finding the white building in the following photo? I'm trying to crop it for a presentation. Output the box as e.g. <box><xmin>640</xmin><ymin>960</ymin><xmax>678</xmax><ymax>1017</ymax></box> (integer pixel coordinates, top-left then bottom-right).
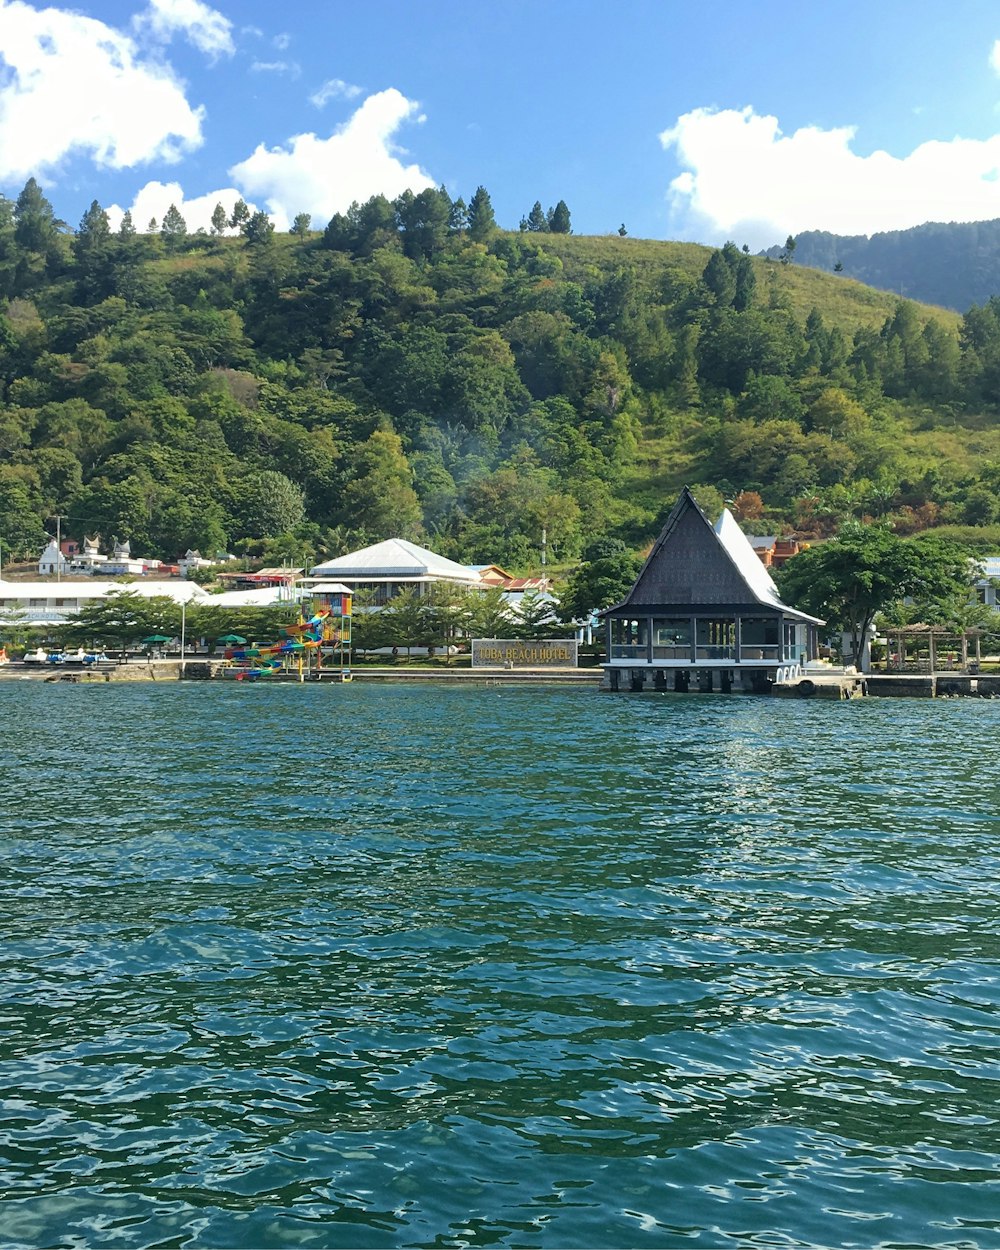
<box><xmin>68</xmin><ymin>536</ymin><xmax>109</xmax><ymax>575</ymax></box>
<box><xmin>178</xmin><ymin>549</ymin><xmax>216</xmax><ymax>576</ymax></box>
<box><xmin>103</xmin><ymin>538</ymin><xmax>145</xmax><ymax>577</ymax></box>
<box><xmin>0</xmin><ymin>580</ymin><xmax>206</xmax><ymax>627</ymax></box>
<box><xmin>38</xmin><ymin>540</ymin><xmax>69</xmax><ymax>577</ymax></box>
<box><xmin>307</xmin><ymin>538</ymin><xmax>482</xmax><ymax>603</ymax></box>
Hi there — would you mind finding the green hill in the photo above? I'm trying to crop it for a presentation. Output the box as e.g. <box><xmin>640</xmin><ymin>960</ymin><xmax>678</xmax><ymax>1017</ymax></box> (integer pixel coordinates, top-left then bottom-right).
<box><xmin>0</xmin><ymin>181</ymin><xmax>998</xmax><ymax>578</ymax></box>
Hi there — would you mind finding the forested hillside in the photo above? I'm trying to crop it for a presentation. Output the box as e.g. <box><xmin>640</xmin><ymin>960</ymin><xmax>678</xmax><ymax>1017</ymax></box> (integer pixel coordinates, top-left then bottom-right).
<box><xmin>765</xmin><ymin>219</ymin><xmax>1000</xmax><ymax>313</ymax></box>
<box><xmin>2</xmin><ymin>178</ymin><xmax>1000</xmax><ymax>574</ymax></box>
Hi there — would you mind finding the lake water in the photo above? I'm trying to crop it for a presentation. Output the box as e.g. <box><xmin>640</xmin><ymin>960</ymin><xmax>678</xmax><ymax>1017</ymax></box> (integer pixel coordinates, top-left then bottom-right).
<box><xmin>1</xmin><ymin>682</ymin><xmax>999</xmax><ymax>1249</ymax></box>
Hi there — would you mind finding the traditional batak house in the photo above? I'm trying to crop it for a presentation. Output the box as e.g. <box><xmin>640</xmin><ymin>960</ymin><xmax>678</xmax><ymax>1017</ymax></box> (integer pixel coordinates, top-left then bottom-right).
<box><xmin>601</xmin><ymin>488</ymin><xmax>823</xmax><ymax>693</ymax></box>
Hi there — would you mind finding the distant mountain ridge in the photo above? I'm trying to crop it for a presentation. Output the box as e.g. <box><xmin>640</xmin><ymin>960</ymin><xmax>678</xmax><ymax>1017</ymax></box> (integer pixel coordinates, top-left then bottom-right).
<box><xmin>764</xmin><ymin>219</ymin><xmax>1000</xmax><ymax>312</ymax></box>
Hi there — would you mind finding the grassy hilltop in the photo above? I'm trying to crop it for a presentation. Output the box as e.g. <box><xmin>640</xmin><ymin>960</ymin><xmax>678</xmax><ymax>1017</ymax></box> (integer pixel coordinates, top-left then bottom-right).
<box><xmin>1</xmin><ymin>183</ymin><xmax>999</xmax><ymax>576</ymax></box>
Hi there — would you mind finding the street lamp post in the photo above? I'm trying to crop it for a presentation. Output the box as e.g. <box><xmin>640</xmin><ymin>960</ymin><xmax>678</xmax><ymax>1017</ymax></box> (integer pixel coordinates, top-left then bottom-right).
<box><xmin>180</xmin><ymin>597</ymin><xmax>186</xmax><ymax>675</ymax></box>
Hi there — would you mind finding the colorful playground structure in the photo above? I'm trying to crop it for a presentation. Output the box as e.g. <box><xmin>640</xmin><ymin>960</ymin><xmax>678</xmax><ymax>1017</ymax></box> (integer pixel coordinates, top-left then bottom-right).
<box><xmin>224</xmin><ymin>587</ymin><xmax>352</xmax><ymax>681</ymax></box>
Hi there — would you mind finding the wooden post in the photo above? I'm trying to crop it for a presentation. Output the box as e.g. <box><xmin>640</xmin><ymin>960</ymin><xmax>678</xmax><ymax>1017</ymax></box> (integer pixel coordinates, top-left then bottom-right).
<box><xmin>928</xmin><ymin>629</ymin><xmax>936</xmax><ymax>674</ymax></box>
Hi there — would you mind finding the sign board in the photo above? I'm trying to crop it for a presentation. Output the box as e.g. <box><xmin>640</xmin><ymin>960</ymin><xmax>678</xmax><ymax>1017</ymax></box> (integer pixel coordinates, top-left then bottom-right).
<box><xmin>471</xmin><ymin>638</ymin><xmax>578</xmax><ymax>668</ymax></box>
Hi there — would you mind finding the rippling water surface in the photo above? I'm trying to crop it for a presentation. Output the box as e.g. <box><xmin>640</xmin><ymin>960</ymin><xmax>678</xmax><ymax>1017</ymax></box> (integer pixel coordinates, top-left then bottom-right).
<box><xmin>1</xmin><ymin>683</ymin><xmax>999</xmax><ymax>1248</ymax></box>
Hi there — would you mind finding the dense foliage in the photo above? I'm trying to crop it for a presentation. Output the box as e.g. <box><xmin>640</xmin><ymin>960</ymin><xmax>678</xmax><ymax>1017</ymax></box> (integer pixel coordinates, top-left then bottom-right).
<box><xmin>778</xmin><ymin>526</ymin><xmax>976</xmax><ymax>660</ymax></box>
<box><xmin>1</xmin><ymin>179</ymin><xmax>999</xmax><ymax>579</ymax></box>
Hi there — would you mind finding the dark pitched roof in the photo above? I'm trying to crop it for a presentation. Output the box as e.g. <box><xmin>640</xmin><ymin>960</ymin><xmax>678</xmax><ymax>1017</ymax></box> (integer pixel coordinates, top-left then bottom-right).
<box><xmin>604</xmin><ymin>488</ymin><xmax>822</xmax><ymax>622</ymax></box>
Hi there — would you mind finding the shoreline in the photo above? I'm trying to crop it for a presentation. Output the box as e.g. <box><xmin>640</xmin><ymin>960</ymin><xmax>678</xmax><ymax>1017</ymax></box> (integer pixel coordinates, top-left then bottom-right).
<box><xmin>0</xmin><ymin>661</ymin><xmax>602</xmax><ymax>685</ymax></box>
<box><xmin>1</xmin><ymin>662</ymin><xmax>998</xmax><ymax>697</ymax></box>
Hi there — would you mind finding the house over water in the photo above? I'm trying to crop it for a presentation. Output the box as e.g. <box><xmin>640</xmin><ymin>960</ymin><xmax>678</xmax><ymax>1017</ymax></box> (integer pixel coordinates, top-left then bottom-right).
<box><xmin>601</xmin><ymin>488</ymin><xmax>823</xmax><ymax>693</ymax></box>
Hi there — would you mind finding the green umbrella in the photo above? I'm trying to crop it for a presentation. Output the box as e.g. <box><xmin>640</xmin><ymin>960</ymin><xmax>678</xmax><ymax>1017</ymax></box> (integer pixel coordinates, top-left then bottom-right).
<box><xmin>217</xmin><ymin>634</ymin><xmax>247</xmax><ymax>645</ymax></box>
<box><xmin>141</xmin><ymin>634</ymin><xmax>172</xmax><ymax>644</ymax></box>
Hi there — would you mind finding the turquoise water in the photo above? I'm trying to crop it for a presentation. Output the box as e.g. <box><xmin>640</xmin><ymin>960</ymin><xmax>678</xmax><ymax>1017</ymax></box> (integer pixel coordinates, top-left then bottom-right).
<box><xmin>1</xmin><ymin>683</ymin><xmax>999</xmax><ymax>1249</ymax></box>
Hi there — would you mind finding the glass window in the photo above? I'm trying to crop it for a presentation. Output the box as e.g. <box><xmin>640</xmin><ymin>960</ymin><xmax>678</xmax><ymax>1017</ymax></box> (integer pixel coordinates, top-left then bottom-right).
<box><xmin>610</xmin><ymin>617</ymin><xmax>649</xmax><ymax>660</ymax></box>
<box><xmin>741</xmin><ymin>616</ymin><xmax>781</xmax><ymax>659</ymax></box>
<box><xmin>652</xmin><ymin>618</ymin><xmax>692</xmax><ymax>660</ymax></box>
<box><xmin>696</xmin><ymin>618</ymin><xmax>736</xmax><ymax>660</ymax></box>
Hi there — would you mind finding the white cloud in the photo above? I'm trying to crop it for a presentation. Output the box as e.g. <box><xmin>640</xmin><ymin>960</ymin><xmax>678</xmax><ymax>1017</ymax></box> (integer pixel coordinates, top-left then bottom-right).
<box><xmin>228</xmin><ymin>87</ymin><xmax>435</xmax><ymax>230</ymax></box>
<box><xmin>136</xmin><ymin>0</ymin><xmax>234</xmax><ymax>60</ymax></box>
<box><xmin>661</xmin><ymin>105</ymin><xmax>1000</xmax><ymax>247</ymax></box>
<box><xmin>106</xmin><ymin>180</ymin><xmax>256</xmax><ymax>233</ymax></box>
<box><xmin>272</xmin><ymin>32</ymin><xmax>290</xmax><ymax>50</ymax></box>
<box><xmin>310</xmin><ymin>78</ymin><xmax>363</xmax><ymax>108</ymax></box>
<box><xmin>0</xmin><ymin>0</ymin><xmax>203</xmax><ymax>181</ymax></box>
<box><xmin>250</xmin><ymin>60</ymin><xmax>300</xmax><ymax>77</ymax></box>
<box><xmin>991</xmin><ymin>39</ymin><xmax>1000</xmax><ymax>74</ymax></box>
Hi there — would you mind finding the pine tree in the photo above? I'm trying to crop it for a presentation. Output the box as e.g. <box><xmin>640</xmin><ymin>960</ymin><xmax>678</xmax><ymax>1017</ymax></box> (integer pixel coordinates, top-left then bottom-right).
<box><xmin>467</xmin><ymin>186</ymin><xmax>496</xmax><ymax>241</ymax></box>
<box><xmin>291</xmin><ymin>212</ymin><xmax>311</xmax><ymax>239</ymax></box>
<box><xmin>733</xmin><ymin>252</ymin><xmax>757</xmax><ymax>312</ymax></box>
<box><xmin>160</xmin><ymin>204</ymin><xmax>187</xmax><ymax>249</ymax></box>
<box><xmin>74</xmin><ymin>200</ymin><xmax>113</xmax><ymax>304</ymax></box>
<box><xmin>702</xmin><ymin>248</ymin><xmax>736</xmax><ymax>307</ymax></box>
<box><xmin>14</xmin><ymin>177</ymin><xmax>60</xmax><ymax>251</ymax></box>
<box><xmin>526</xmin><ymin>201</ymin><xmax>549</xmax><ymax>232</ymax></box>
<box><xmin>210</xmin><ymin>203</ymin><xmax>228</xmax><ymax>235</ymax></box>
<box><xmin>448</xmin><ymin>196</ymin><xmax>468</xmax><ymax>233</ymax></box>
<box><xmin>242</xmin><ymin>210</ymin><xmax>274</xmax><ymax>244</ymax></box>
<box><xmin>229</xmin><ymin>199</ymin><xmax>250</xmax><ymax>230</ymax></box>
<box><xmin>548</xmin><ymin>200</ymin><xmax>571</xmax><ymax>233</ymax></box>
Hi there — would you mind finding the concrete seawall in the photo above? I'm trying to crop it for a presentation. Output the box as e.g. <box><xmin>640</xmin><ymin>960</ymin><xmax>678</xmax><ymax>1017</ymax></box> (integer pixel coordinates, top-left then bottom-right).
<box><xmin>4</xmin><ymin>662</ymin><xmax>999</xmax><ymax>697</ymax></box>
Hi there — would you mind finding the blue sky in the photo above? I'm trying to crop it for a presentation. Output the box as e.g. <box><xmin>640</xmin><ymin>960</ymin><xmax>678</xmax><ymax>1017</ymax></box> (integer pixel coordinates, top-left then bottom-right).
<box><xmin>4</xmin><ymin>0</ymin><xmax>1000</xmax><ymax>247</ymax></box>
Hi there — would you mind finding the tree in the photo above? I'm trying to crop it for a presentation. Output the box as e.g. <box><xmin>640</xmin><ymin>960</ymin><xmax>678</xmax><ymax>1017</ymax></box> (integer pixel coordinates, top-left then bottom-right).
<box><xmin>0</xmin><ymin>603</ymin><xmax>31</xmax><ymax>653</ymax></box>
<box><xmin>779</xmin><ymin>524</ymin><xmax>974</xmax><ymax>666</ymax></box>
<box><xmin>548</xmin><ymin>200</ymin><xmax>571</xmax><ymax>233</ymax></box>
<box><xmin>512</xmin><ymin>589</ymin><xmax>557</xmax><ymax>639</ymax></box>
<box><xmin>160</xmin><ymin>204</ymin><xmax>187</xmax><ymax>248</ymax></box>
<box><xmin>524</xmin><ymin>201</ymin><xmax>549</xmax><ymax>232</ymax></box>
<box><xmin>339</xmin><ymin>430</ymin><xmax>422</xmax><ymax>537</ymax></box>
<box><xmin>781</xmin><ymin>234</ymin><xmax>797</xmax><ymax>265</ymax></box>
<box><xmin>733</xmin><ymin>250</ymin><xmax>757</xmax><ymax>311</ymax></box>
<box><xmin>618</xmin><ymin>223</ymin><xmax>628</xmax><ymax>237</ymax></box>
<box><xmin>229</xmin><ymin>199</ymin><xmax>250</xmax><ymax>230</ymax></box>
<box><xmin>210</xmin><ymin>203</ymin><xmax>228</xmax><ymax>235</ymax></box>
<box><xmin>467</xmin><ymin>186</ymin><xmax>496</xmax><ymax>241</ymax></box>
<box><xmin>448</xmin><ymin>196</ymin><xmax>468</xmax><ymax>233</ymax></box>
<box><xmin>234</xmin><ymin>470</ymin><xmax>305</xmax><ymax>538</ymax></box>
<box><xmin>291</xmin><ymin>212</ymin><xmax>311</xmax><ymax>239</ymax></box>
<box><xmin>460</xmin><ymin>586</ymin><xmax>515</xmax><ymax>639</ymax></box>
<box><xmin>60</xmin><ymin>589</ymin><xmax>175</xmax><ymax>654</ymax></box>
<box><xmin>702</xmin><ymin>249</ymin><xmax>737</xmax><ymax>307</ymax></box>
<box><xmin>14</xmin><ymin>178</ymin><xmax>61</xmax><ymax>251</ymax></box>
<box><xmin>242</xmin><ymin>210</ymin><xmax>274</xmax><ymax>244</ymax></box>
<box><xmin>560</xmin><ymin>540</ymin><xmax>642</xmax><ymax>621</ymax></box>
<box><xmin>74</xmin><ymin>199</ymin><xmax>113</xmax><ymax>303</ymax></box>
<box><xmin>730</xmin><ymin>490</ymin><xmax>765</xmax><ymax>524</ymax></box>
<box><xmin>395</xmin><ymin>186</ymin><xmax>450</xmax><ymax>260</ymax></box>
<box><xmin>379</xmin><ymin>587</ymin><xmax>432</xmax><ymax>658</ymax></box>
